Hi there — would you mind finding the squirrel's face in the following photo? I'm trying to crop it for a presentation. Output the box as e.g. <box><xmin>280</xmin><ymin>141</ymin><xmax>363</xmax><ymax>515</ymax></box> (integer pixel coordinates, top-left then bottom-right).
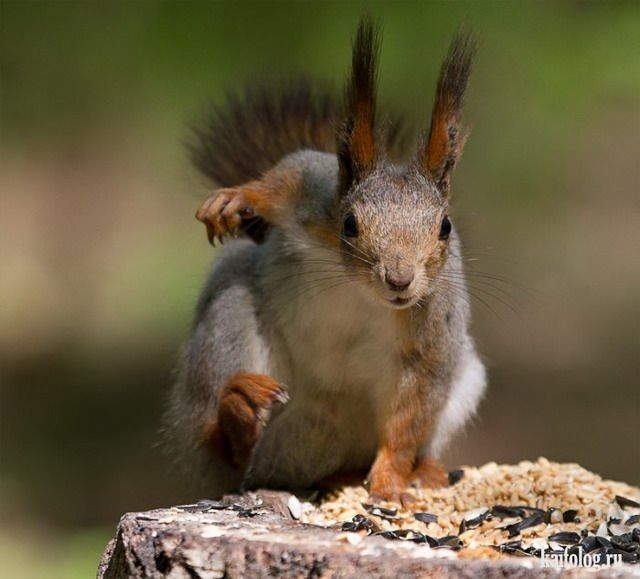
<box><xmin>339</xmin><ymin>168</ymin><xmax>452</xmax><ymax>310</ymax></box>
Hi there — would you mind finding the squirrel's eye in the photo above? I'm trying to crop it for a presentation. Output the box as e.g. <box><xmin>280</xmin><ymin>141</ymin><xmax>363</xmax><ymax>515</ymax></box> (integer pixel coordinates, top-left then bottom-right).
<box><xmin>439</xmin><ymin>215</ymin><xmax>452</xmax><ymax>240</ymax></box>
<box><xmin>343</xmin><ymin>212</ymin><xmax>358</xmax><ymax>238</ymax></box>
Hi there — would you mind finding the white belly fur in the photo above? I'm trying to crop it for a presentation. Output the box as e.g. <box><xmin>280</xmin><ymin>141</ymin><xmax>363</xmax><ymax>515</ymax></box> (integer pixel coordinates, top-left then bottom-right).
<box><xmin>247</xmin><ymin>274</ymin><xmax>402</xmax><ymax>487</ymax></box>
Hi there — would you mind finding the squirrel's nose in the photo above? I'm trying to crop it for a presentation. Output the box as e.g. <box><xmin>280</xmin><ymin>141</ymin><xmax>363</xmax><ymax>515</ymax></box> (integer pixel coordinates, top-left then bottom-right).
<box><xmin>385</xmin><ymin>271</ymin><xmax>414</xmax><ymax>292</ymax></box>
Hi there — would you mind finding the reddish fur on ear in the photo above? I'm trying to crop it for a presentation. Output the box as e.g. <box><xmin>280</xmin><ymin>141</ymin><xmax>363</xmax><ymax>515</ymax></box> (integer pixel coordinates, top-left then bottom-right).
<box><xmin>417</xmin><ymin>31</ymin><xmax>476</xmax><ymax>193</ymax></box>
<box><xmin>337</xmin><ymin>16</ymin><xmax>380</xmax><ymax>193</ymax></box>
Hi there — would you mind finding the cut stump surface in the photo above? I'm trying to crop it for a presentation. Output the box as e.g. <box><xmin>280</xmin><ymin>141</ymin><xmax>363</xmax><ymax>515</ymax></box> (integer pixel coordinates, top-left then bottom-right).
<box><xmin>98</xmin><ymin>490</ymin><xmax>636</xmax><ymax>578</ymax></box>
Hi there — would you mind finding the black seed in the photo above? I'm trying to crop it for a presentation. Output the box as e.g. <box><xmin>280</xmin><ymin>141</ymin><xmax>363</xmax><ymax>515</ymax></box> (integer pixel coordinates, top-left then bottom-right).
<box><xmin>375</xmin><ymin>528</ymin><xmax>433</xmax><ymax>544</ymax></box>
<box><xmin>177</xmin><ymin>505</ymin><xmax>205</xmax><ymax>513</ymax></box>
<box><xmin>362</xmin><ymin>503</ymin><xmax>398</xmax><ymax>518</ymax></box>
<box><xmin>448</xmin><ymin>469</ymin><xmax>464</xmax><ymax>485</ymax></box>
<box><xmin>580</xmin><ymin>536</ymin><xmax>599</xmax><ymax>553</ymax></box>
<box><xmin>513</xmin><ymin>505</ymin><xmax>547</xmax><ymax>517</ymax></box>
<box><xmin>491</xmin><ymin>505</ymin><xmax>527</xmax><ymax>519</ymax></box>
<box><xmin>567</xmin><ymin>544</ymin><xmax>582</xmax><ymax>557</ymax></box>
<box><xmin>611</xmin><ymin>534</ymin><xmax>633</xmax><ymax>551</ymax></box>
<box><xmin>424</xmin><ymin>534</ymin><xmax>439</xmax><ymax>548</ymax></box>
<box><xmin>344</xmin><ymin>514</ymin><xmax>378</xmax><ymax>533</ymax></box>
<box><xmin>628</xmin><ymin>543</ymin><xmax>640</xmax><ymax>556</ymax></box>
<box><xmin>562</xmin><ymin>509</ymin><xmax>579</xmax><ymax>523</ymax></box>
<box><xmin>505</xmin><ymin>513</ymin><xmax>545</xmax><ymax>538</ymax></box>
<box><xmin>236</xmin><ymin>508</ymin><xmax>258</xmax><ymax>518</ymax></box>
<box><xmin>465</xmin><ymin>512</ymin><xmax>489</xmax><ymax>528</ymax></box>
<box><xmin>499</xmin><ymin>543</ymin><xmax>532</xmax><ymax>557</ymax></box>
<box><xmin>616</xmin><ymin>495</ymin><xmax>640</xmax><ymax>509</ymax></box>
<box><xmin>596</xmin><ymin>536</ymin><xmax>612</xmax><ymax>549</ymax></box>
<box><xmin>634</xmin><ymin>528</ymin><xmax>640</xmax><ymax>543</ymax></box>
<box><xmin>414</xmin><ymin>512</ymin><xmax>438</xmax><ymax>524</ymax></box>
<box><xmin>197</xmin><ymin>499</ymin><xmax>228</xmax><ymax>510</ymax></box>
<box><xmin>526</xmin><ymin>545</ymin><xmax>542</xmax><ymax>557</ymax></box>
<box><xmin>436</xmin><ymin>535</ymin><xmax>463</xmax><ymax>550</ymax></box>
<box><xmin>548</xmin><ymin>532</ymin><xmax>581</xmax><ymax>545</ymax></box>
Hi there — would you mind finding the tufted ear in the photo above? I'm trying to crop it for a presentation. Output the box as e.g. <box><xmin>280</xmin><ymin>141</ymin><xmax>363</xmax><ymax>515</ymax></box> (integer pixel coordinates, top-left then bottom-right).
<box><xmin>416</xmin><ymin>32</ymin><xmax>476</xmax><ymax>195</ymax></box>
<box><xmin>337</xmin><ymin>17</ymin><xmax>380</xmax><ymax>195</ymax></box>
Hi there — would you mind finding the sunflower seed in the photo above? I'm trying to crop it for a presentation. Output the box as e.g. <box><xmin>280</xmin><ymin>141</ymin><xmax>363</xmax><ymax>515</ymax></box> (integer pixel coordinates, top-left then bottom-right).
<box><xmin>436</xmin><ymin>535</ymin><xmax>463</xmax><ymax>550</ymax></box>
<box><xmin>362</xmin><ymin>503</ymin><xmax>398</xmax><ymax>518</ymax></box>
<box><xmin>492</xmin><ymin>505</ymin><xmax>527</xmax><ymax>519</ymax></box>
<box><xmin>414</xmin><ymin>512</ymin><xmax>438</xmax><ymax>524</ymax></box>
<box><xmin>616</xmin><ymin>495</ymin><xmax>640</xmax><ymax>509</ymax></box>
<box><xmin>448</xmin><ymin>469</ymin><xmax>464</xmax><ymax>485</ymax></box>
<box><xmin>548</xmin><ymin>532</ymin><xmax>581</xmax><ymax>545</ymax></box>
<box><xmin>505</xmin><ymin>513</ymin><xmax>545</xmax><ymax>538</ymax></box>
<box><xmin>580</xmin><ymin>536</ymin><xmax>599</xmax><ymax>553</ymax></box>
<box><xmin>562</xmin><ymin>509</ymin><xmax>579</xmax><ymax>523</ymax></box>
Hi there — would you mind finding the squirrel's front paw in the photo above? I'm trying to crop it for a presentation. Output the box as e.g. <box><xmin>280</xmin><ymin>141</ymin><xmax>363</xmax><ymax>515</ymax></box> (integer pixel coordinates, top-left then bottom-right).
<box><xmin>412</xmin><ymin>457</ymin><xmax>449</xmax><ymax>489</ymax></box>
<box><xmin>367</xmin><ymin>454</ymin><xmax>415</xmax><ymax>507</ymax></box>
<box><xmin>196</xmin><ymin>187</ymin><xmax>256</xmax><ymax>245</ymax></box>
<box><xmin>203</xmin><ymin>372</ymin><xmax>288</xmax><ymax>469</ymax></box>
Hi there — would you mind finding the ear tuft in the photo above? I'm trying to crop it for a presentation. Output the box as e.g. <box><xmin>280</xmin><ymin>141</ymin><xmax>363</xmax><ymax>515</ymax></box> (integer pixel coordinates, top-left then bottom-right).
<box><xmin>337</xmin><ymin>16</ymin><xmax>381</xmax><ymax>194</ymax></box>
<box><xmin>417</xmin><ymin>30</ymin><xmax>476</xmax><ymax>194</ymax></box>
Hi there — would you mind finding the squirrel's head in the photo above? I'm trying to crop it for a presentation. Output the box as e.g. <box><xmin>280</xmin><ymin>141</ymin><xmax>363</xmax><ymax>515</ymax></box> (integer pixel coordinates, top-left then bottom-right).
<box><xmin>335</xmin><ymin>18</ymin><xmax>475</xmax><ymax>310</ymax></box>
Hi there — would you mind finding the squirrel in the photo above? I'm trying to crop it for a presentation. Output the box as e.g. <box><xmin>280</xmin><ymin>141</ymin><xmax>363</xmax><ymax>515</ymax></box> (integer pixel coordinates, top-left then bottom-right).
<box><xmin>166</xmin><ymin>18</ymin><xmax>486</xmax><ymax>505</ymax></box>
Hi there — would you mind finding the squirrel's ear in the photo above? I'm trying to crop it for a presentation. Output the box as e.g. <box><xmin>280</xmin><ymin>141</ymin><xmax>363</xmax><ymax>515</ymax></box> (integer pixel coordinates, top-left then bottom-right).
<box><xmin>337</xmin><ymin>17</ymin><xmax>380</xmax><ymax>195</ymax></box>
<box><xmin>416</xmin><ymin>31</ymin><xmax>476</xmax><ymax>195</ymax></box>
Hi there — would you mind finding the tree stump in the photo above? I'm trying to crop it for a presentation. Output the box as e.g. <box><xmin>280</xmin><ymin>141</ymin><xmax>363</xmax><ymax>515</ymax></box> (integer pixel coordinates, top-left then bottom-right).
<box><xmin>98</xmin><ymin>491</ymin><xmax>633</xmax><ymax>578</ymax></box>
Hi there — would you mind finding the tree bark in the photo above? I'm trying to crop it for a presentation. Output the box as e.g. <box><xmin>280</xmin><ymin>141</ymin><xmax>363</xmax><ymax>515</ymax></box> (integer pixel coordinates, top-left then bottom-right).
<box><xmin>98</xmin><ymin>490</ymin><xmax>631</xmax><ymax>578</ymax></box>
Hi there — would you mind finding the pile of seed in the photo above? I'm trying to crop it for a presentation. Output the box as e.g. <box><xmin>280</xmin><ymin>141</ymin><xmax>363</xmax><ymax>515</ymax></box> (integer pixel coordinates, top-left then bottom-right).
<box><xmin>299</xmin><ymin>458</ymin><xmax>640</xmax><ymax>565</ymax></box>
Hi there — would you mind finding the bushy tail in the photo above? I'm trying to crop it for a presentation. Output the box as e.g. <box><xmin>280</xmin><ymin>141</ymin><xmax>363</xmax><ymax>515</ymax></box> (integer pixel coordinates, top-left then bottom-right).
<box><xmin>189</xmin><ymin>76</ymin><xmax>406</xmax><ymax>188</ymax></box>
<box><xmin>190</xmin><ymin>77</ymin><xmax>343</xmax><ymax>187</ymax></box>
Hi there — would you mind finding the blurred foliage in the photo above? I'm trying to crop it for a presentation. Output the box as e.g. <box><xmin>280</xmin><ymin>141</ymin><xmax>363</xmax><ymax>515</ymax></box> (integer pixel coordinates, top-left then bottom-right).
<box><xmin>1</xmin><ymin>1</ymin><xmax>639</xmax><ymax>576</ymax></box>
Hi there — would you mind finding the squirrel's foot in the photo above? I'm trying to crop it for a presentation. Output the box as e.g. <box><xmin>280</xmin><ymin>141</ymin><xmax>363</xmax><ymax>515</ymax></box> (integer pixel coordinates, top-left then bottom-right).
<box><xmin>411</xmin><ymin>457</ymin><xmax>449</xmax><ymax>489</ymax></box>
<box><xmin>367</xmin><ymin>453</ymin><xmax>415</xmax><ymax>507</ymax></box>
<box><xmin>202</xmin><ymin>372</ymin><xmax>288</xmax><ymax>470</ymax></box>
<box><xmin>196</xmin><ymin>187</ymin><xmax>256</xmax><ymax>245</ymax></box>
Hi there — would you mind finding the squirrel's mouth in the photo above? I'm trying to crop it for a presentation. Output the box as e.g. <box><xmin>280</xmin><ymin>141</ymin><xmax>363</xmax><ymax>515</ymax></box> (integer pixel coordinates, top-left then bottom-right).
<box><xmin>384</xmin><ymin>296</ymin><xmax>418</xmax><ymax>309</ymax></box>
<box><xmin>390</xmin><ymin>297</ymin><xmax>411</xmax><ymax>306</ymax></box>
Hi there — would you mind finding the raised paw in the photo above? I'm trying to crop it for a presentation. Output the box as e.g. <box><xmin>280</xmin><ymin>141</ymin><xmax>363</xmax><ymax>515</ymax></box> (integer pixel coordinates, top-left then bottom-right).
<box><xmin>412</xmin><ymin>457</ymin><xmax>449</xmax><ymax>489</ymax></box>
<box><xmin>196</xmin><ymin>187</ymin><xmax>256</xmax><ymax>245</ymax></box>
<box><xmin>203</xmin><ymin>373</ymin><xmax>288</xmax><ymax>469</ymax></box>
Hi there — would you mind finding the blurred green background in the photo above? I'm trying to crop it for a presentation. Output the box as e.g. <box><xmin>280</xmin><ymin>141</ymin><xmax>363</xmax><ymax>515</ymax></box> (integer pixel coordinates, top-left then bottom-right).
<box><xmin>1</xmin><ymin>1</ymin><xmax>639</xmax><ymax>577</ymax></box>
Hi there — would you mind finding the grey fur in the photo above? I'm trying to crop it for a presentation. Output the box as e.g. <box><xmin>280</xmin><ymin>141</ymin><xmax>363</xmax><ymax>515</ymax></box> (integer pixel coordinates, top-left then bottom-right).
<box><xmin>166</xmin><ymin>150</ymin><xmax>486</xmax><ymax>497</ymax></box>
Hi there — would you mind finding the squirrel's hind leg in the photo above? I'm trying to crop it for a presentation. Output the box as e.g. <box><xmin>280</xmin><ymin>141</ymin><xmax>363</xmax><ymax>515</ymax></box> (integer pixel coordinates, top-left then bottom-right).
<box><xmin>168</xmin><ymin>251</ymin><xmax>283</xmax><ymax>495</ymax></box>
